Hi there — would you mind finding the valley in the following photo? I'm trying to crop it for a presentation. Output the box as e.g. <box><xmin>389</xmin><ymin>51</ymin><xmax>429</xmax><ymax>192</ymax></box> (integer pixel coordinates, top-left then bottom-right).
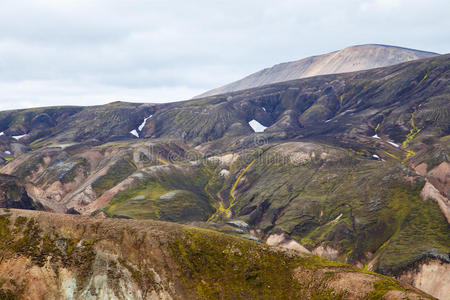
<box><xmin>0</xmin><ymin>53</ymin><xmax>449</xmax><ymax>299</ymax></box>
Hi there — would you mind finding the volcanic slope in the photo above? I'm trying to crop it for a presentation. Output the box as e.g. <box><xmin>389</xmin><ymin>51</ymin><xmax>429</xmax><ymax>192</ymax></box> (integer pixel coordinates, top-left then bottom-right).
<box><xmin>0</xmin><ymin>209</ymin><xmax>435</xmax><ymax>299</ymax></box>
<box><xmin>0</xmin><ymin>54</ymin><xmax>449</xmax><ymax>299</ymax></box>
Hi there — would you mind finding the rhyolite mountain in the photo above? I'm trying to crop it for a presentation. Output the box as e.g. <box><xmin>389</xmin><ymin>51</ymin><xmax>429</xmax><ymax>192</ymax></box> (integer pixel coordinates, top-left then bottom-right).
<box><xmin>0</xmin><ymin>53</ymin><xmax>449</xmax><ymax>299</ymax></box>
<box><xmin>0</xmin><ymin>209</ymin><xmax>433</xmax><ymax>299</ymax></box>
<box><xmin>196</xmin><ymin>44</ymin><xmax>438</xmax><ymax>98</ymax></box>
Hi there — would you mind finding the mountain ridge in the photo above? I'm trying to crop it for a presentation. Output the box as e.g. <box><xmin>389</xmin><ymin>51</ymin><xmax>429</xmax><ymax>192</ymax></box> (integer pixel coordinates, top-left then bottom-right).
<box><xmin>0</xmin><ymin>53</ymin><xmax>449</xmax><ymax>299</ymax></box>
<box><xmin>0</xmin><ymin>208</ymin><xmax>435</xmax><ymax>299</ymax></box>
<box><xmin>196</xmin><ymin>44</ymin><xmax>439</xmax><ymax>98</ymax></box>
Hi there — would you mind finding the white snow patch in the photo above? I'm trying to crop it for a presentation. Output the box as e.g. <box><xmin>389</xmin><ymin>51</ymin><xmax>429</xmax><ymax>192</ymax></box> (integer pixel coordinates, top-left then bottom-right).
<box><xmin>372</xmin><ymin>154</ymin><xmax>380</xmax><ymax>159</ymax></box>
<box><xmin>388</xmin><ymin>141</ymin><xmax>400</xmax><ymax>148</ymax></box>
<box><xmin>219</xmin><ymin>169</ymin><xmax>230</xmax><ymax>177</ymax></box>
<box><xmin>130</xmin><ymin>130</ymin><xmax>139</xmax><ymax>138</ymax></box>
<box><xmin>0</xmin><ymin>132</ymin><xmax>3</xmax><ymax>136</ymax></box>
<box><xmin>138</xmin><ymin>114</ymin><xmax>152</xmax><ymax>131</ymax></box>
<box><xmin>159</xmin><ymin>191</ymin><xmax>179</xmax><ymax>200</ymax></box>
<box><xmin>372</xmin><ymin>134</ymin><xmax>380</xmax><ymax>139</ymax></box>
<box><xmin>249</xmin><ymin>119</ymin><xmax>267</xmax><ymax>133</ymax></box>
<box><xmin>262</xmin><ymin>107</ymin><xmax>266</xmax><ymax>112</ymax></box>
<box><xmin>52</xmin><ymin>143</ymin><xmax>75</xmax><ymax>150</ymax></box>
<box><xmin>325</xmin><ymin>119</ymin><xmax>332</xmax><ymax>123</ymax></box>
<box><xmin>5</xmin><ymin>151</ymin><xmax>11</xmax><ymax>155</ymax></box>
<box><xmin>12</xmin><ymin>134</ymin><xmax>27</xmax><ymax>140</ymax></box>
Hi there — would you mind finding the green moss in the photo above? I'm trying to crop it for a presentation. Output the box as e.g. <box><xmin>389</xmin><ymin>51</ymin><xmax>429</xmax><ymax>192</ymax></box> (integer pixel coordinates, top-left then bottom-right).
<box><xmin>105</xmin><ymin>163</ymin><xmax>215</xmax><ymax>221</ymax></box>
<box><xmin>92</xmin><ymin>156</ymin><xmax>136</xmax><ymax>197</ymax></box>
<box><xmin>13</xmin><ymin>155</ymin><xmax>44</xmax><ymax>180</ymax></box>
<box><xmin>60</xmin><ymin>158</ymin><xmax>90</xmax><ymax>185</ymax></box>
<box><xmin>402</xmin><ymin>109</ymin><xmax>422</xmax><ymax>148</ymax></box>
<box><xmin>106</xmin><ymin>178</ymin><xmax>213</xmax><ymax>222</ymax></box>
<box><xmin>418</xmin><ymin>71</ymin><xmax>430</xmax><ymax>85</ymax></box>
<box><xmin>0</xmin><ymin>215</ymin><xmax>11</xmax><ymax>238</ymax></box>
<box><xmin>227</xmin><ymin>144</ymin><xmax>449</xmax><ymax>274</ymax></box>
<box><xmin>367</xmin><ymin>278</ymin><xmax>405</xmax><ymax>300</ymax></box>
<box><xmin>13</xmin><ymin>216</ymin><xmax>27</xmax><ymax>227</ymax></box>
<box><xmin>377</xmin><ymin>188</ymin><xmax>450</xmax><ymax>274</ymax></box>
<box><xmin>0</xmin><ymin>214</ymin><xmax>96</xmax><ymax>287</ymax></box>
<box><xmin>301</xmin><ymin>104</ymin><xmax>330</xmax><ymax>123</ymax></box>
<box><xmin>0</xmin><ymin>289</ymin><xmax>19</xmax><ymax>300</ymax></box>
<box><xmin>168</xmin><ymin>227</ymin><xmax>348</xmax><ymax>299</ymax></box>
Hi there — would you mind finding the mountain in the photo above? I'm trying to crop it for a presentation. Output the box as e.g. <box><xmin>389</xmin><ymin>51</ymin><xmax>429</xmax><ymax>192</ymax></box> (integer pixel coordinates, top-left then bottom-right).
<box><xmin>0</xmin><ymin>209</ymin><xmax>433</xmax><ymax>299</ymax></box>
<box><xmin>196</xmin><ymin>44</ymin><xmax>438</xmax><ymax>98</ymax></box>
<box><xmin>0</xmin><ymin>54</ymin><xmax>449</xmax><ymax>299</ymax></box>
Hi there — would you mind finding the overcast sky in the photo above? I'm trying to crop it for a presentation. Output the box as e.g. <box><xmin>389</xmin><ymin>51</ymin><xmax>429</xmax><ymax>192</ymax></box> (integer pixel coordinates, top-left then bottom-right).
<box><xmin>0</xmin><ymin>0</ymin><xmax>449</xmax><ymax>111</ymax></box>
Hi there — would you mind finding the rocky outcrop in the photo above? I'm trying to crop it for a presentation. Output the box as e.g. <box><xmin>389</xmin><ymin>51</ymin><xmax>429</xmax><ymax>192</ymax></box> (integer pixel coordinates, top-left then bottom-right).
<box><xmin>266</xmin><ymin>232</ymin><xmax>310</xmax><ymax>254</ymax></box>
<box><xmin>0</xmin><ymin>174</ymin><xmax>41</xmax><ymax>210</ymax></box>
<box><xmin>419</xmin><ymin>162</ymin><xmax>450</xmax><ymax>223</ymax></box>
<box><xmin>312</xmin><ymin>245</ymin><xmax>340</xmax><ymax>261</ymax></box>
<box><xmin>421</xmin><ymin>181</ymin><xmax>450</xmax><ymax>223</ymax></box>
<box><xmin>397</xmin><ymin>259</ymin><xmax>450</xmax><ymax>300</ymax></box>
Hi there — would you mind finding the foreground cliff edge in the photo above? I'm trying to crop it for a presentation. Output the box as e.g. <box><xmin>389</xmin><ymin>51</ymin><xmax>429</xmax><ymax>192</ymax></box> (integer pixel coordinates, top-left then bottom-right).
<box><xmin>0</xmin><ymin>209</ymin><xmax>434</xmax><ymax>299</ymax></box>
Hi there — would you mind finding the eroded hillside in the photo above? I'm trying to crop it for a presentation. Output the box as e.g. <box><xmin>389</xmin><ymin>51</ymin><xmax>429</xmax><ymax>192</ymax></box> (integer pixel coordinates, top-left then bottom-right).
<box><xmin>0</xmin><ymin>54</ymin><xmax>449</xmax><ymax>299</ymax></box>
<box><xmin>0</xmin><ymin>209</ymin><xmax>434</xmax><ymax>299</ymax></box>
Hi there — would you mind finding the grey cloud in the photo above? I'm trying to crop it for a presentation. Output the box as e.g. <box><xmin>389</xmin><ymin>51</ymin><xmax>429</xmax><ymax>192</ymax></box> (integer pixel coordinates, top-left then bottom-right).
<box><xmin>0</xmin><ymin>0</ymin><xmax>448</xmax><ymax>110</ymax></box>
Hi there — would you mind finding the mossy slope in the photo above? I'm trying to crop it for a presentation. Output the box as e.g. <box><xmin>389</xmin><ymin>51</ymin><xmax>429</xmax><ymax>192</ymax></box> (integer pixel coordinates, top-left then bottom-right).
<box><xmin>0</xmin><ymin>209</ymin><xmax>433</xmax><ymax>299</ymax></box>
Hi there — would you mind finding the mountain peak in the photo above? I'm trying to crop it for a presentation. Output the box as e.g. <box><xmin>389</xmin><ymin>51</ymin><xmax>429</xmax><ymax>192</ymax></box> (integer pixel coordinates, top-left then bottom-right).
<box><xmin>196</xmin><ymin>44</ymin><xmax>438</xmax><ymax>98</ymax></box>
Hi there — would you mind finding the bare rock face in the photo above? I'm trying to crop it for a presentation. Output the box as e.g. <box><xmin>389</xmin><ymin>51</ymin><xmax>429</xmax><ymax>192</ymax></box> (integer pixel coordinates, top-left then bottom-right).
<box><xmin>196</xmin><ymin>44</ymin><xmax>438</xmax><ymax>98</ymax></box>
<box><xmin>419</xmin><ymin>162</ymin><xmax>450</xmax><ymax>224</ymax></box>
<box><xmin>397</xmin><ymin>259</ymin><xmax>450</xmax><ymax>300</ymax></box>
<box><xmin>421</xmin><ymin>181</ymin><xmax>450</xmax><ymax>223</ymax></box>
<box><xmin>0</xmin><ymin>175</ymin><xmax>41</xmax><ymax>210</ymax></box>
<box><xmin>266</xmin><ymin>232</ymin><xmax>310</xmax><ymax>254</ymax></box>
<box><xmin>427</xmin><ymin>162</ymin><xmax>450</xmax><ymax>198</ymax></box>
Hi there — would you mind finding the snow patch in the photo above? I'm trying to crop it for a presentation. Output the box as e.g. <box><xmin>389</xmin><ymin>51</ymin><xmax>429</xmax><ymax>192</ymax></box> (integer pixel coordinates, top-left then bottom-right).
<box><xmin>53</xmin><ymin>143</ymin><xmax>74</xmax><ymax>150</ymax></box>
<box><xmin>372</xmin><ymin>154</ymin><xmax>380</xmax><ymax>159</ymax></box>
<box><xmin>372</xmin><ymin>134</ymin><xmax>380</xmax><ymax>139</ymax></box>
<box><xmin>262</xmin><ymin>107</ymin><xmax>266</xmax><ymax>112</ymax></box>
<box><xmin>138</xmin><ymin>114</ymin><xmax>152</xmax><ymax>131</ymax></box>
<box><xmin>248</xmin><ymin>119</ymin><xmax>267</xmax><ymax>133</ymax></box>
<box><xmin>226</xmin><ymin>220</ymin><xmax>250</xmax><ymax>229</ymax></box>
<box><xmin>388</xmin><ymin>141</ymin><xmax>399</xmax><ymax>148</ymax></box>
<box><xmin>159</xmin><ymin>191</ymin><xmax>179</xmax><ymax>200</ymax></box>
<box><xmin>0</xmin><ymin>132</ymin><xmax>3</xmax><ymax>136</ymax></box>
<box><xmin>130</xmin><ymin>130</ymin><xmax>139</xmax><ymax>138</ymax></box>
<box><xmin>12</xmin><ymin>134</ymin><xmax>27</xmax><ymax>140</ymax></box>
<box><xmin>4</xmin><ymin>151</ymin><xmax>11</xmax><ymax>155</ymax></box>
<box><xmin>325</xmin><ymin>119</ymin><xmax>332</xmax><ymax>123</ymax></box>
<box><xmin>130</xmin><ymin>114</ymin><xmax>152</xmax><ymax>138</ymax></box>
<box><xmin>219</xmin><ymin>169</ymin><xmax>230</xmax><ymax>177</ymax></box>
